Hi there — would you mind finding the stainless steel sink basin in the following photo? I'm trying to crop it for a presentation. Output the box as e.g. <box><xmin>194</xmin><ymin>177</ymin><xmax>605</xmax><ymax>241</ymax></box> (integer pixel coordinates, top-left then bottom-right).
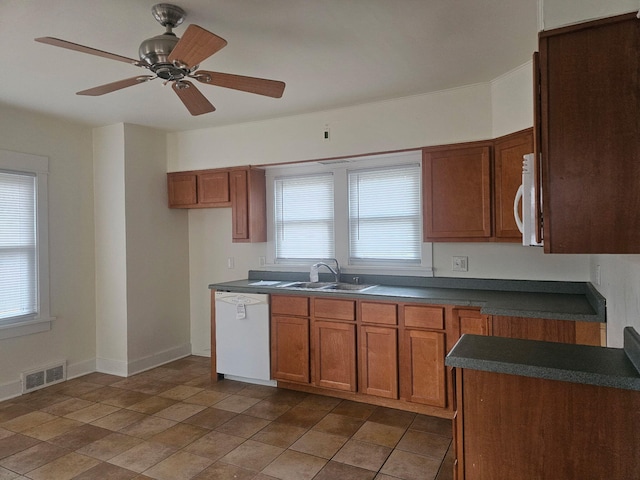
<box><xmin>277</xmin><ymin>281</ymin><xmax>376</xmax><ymax>292</ymax></box>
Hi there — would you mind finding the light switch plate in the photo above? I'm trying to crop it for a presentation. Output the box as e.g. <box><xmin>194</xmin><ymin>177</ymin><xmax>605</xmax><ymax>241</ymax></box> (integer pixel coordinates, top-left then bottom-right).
<box><xmin>452</xmin><ymin>256</ymin><xmax>468</xmax><ymax>272</ymax></box>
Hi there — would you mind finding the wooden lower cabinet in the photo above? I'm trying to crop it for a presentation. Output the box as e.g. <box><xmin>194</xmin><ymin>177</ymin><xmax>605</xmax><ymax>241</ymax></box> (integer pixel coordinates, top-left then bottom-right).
<box><xmin>271</xmin><ymin>315</ymin><xmax>310</xmax><ymax>384</ymax></box>
<box><xmin>491</xmin><ymin>315</ymin><xmax>604</xmax><ymax>346</ymax></box>
<box><xmin>456</xmin><ymin>369</ymin><xmax>640</xmax><ymax>479</ymax></box>
<box><xmin>457</xmin><ymin>308</ymin><xmax>491</xmax><ymax>336</ymax></box>
<box><xmin>359</xmin><ymin>325</ymin><xmax>398</xmax><ymax>399</ymax></box>
<box><xmin>400</xmin><ymin>329</ymin><xmax>447</xmax><ymax>407</ymax></box>
<box><xmin>313</xmin><ymin>320</ymin><xmax>357</xmax><ymax>392</ymax></box>
<box><xmin>270</xmin><ymin>295</ymin><xmax>310</xmax><ymax>384</ymax></box>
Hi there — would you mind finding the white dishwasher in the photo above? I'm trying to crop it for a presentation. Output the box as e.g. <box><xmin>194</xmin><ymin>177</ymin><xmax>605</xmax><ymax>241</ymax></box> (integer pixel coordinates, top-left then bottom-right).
<box><xmin>214</xmin><ymin>291</ymin><xmax>275</xmax><ymax>386</ymax></box>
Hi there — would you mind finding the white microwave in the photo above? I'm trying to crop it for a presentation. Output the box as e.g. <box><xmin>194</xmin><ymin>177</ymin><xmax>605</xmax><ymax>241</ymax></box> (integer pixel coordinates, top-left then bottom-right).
<box><xmin>514</xmin><ymin>153</ymin><xmax>543</xmax><ymax>246</ymax></box>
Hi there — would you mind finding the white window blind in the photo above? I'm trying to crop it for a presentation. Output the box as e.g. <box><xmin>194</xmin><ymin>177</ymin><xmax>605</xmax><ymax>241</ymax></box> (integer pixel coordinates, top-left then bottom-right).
<box><xmin>0</xmin><ymin>170</ymin><xmax>37</xmax><ymax>322</ymax></box>
<box><xmin>348</xmin><ymin>164</ymin><xmax>421</xmax><ymax>264</ymax></box>
<box><xmin>274</xmin><ymin>173</ymin><xmax>334</xmax><ymax>260</ymax></box>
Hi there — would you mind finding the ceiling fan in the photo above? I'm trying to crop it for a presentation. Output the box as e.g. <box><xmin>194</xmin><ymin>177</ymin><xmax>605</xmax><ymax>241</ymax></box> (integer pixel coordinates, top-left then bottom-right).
<box><xmin>35</xmin><ymin>3</ymin><xmax>286</xmax><ymax>116</ymax></box>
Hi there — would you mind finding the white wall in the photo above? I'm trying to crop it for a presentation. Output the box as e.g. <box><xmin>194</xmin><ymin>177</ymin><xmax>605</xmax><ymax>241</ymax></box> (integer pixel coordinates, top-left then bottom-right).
<box><xmin>94</xmin><ymin>124</ymin><xmax>192</xmax><ymax>375</ymax></box>
<box><xmin>541</xmin><ymin>0</ymin><xmax>640</xmax><ymax>346</ymax></box>
<box><xmin>123</xmin><ymin>124</ymin><xmax>191</xmax><ymax>371</ymax></box>
<box><xmin>0</xmin><ymin>105</ymin><xmax>96</xmax><ymax>399</ymax></box>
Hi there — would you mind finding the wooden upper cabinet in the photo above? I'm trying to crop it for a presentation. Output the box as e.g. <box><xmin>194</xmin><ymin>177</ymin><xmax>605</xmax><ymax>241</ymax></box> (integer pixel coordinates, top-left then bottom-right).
<box><xmin>493</xmin><ymin>129</ymin><xmax>533</xmax><ymax>240</ymax></box>
<box><xmin>423</xmin><ymin>144</ymin><xmax>492</xmax><ymax>241</ymax></box>
<box><xmin>168</xmin><ymin>169</ymin><xmax>230</xmax><ymax>208</ymax></box>
<box><xmin>167</xmin><ymin>172</ymin><xmax>197</xmax><ymax>208</ymax></box>
<box><xmin>539</xmin><ymin>13</ymin><xmax>640</xmax><ymax>253</ymax></box>
<box><xmin>230</xmin><ymin>167</ymin><xmax>266</xmax><ymax>243</ymax></box>
<box><xmin>197</xmin><ymin>171</ymin><xmax>230</xmax><ymax>206</ymax></box>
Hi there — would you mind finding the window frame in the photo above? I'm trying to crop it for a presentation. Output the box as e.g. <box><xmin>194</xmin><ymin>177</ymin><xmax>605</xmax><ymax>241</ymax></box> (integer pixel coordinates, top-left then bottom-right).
<box><xmin>265</xmin><ymin>150</ymin><xmax>433</xmax><ymax>276</ymax></box>
<box><xmin>0</xmin><ymin>149</ymin><xmax>53</xmax><ymax>340</ymax></box>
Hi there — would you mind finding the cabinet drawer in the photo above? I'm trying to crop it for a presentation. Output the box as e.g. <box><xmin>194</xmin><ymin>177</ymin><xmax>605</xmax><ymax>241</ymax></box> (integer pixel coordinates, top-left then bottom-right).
<box><xmin>271</xmin><ymin>295</ymin><xmax>309</xmax><ymax>317</ymax></box>
<box><xmin>314</xmin><ymin>298</ymin><xmax>356</xmax><ymax>321</ymax></box>
<box><xmin>403</xmin><ymin>305</ymin><xmax>444</xmax><ymax>330</ymax></box>
<box><xmin>361</xmin><ymin>302</ymin><xmax>398</xmax><ymax>326</ymax></box>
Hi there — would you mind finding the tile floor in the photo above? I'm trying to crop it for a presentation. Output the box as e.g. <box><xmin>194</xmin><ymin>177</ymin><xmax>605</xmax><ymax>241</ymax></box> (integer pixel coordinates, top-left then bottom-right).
<box><xmin>0</xmin><ymin>356</ymin><xmax>454</xmax><ymax>480</ymax></box>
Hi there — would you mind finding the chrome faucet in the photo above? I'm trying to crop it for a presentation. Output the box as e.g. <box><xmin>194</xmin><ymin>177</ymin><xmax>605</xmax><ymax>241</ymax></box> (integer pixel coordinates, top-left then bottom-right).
<box><xmin>310</xmin><ymin>258</ymin><xmax>340</xmax><ymax>282</ymax></box>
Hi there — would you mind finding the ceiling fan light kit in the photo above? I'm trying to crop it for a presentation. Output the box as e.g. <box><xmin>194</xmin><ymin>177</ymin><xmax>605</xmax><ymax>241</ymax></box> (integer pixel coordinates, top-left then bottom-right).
<box><xmin>34</xmin><ymin>3</ymin><xmax>285</xmax><ymax>116</ymax></box>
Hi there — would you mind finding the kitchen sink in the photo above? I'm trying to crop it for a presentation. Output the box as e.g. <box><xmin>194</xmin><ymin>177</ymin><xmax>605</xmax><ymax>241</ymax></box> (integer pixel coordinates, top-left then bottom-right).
<box><xmin>277</xmin><ymin>281</ymin><xmax>376</xmax><ymax>292</ymax></box>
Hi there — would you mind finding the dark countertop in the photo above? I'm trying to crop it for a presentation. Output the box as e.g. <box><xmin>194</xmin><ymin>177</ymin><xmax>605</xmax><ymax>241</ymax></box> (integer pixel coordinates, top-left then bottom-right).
<box><xmin>209</xmin><ymin>271</ymin><xmax>606</xmax><ymax>323</ymax></box>
<box><xmin>445</xmin><ymin>328</ymin><xmax>640</xmax><ymax>391</ymax></box>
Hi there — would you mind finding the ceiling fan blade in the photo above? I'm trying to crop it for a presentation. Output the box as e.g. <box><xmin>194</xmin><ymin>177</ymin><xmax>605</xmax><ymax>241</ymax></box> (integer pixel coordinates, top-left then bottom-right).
<box><xmin>35</xmin><ymin>37</ymin><xmax>141</xmax><ymax>65</ymax></box>
<box><xmin>77</xmin><ymin>76</ymin><xmax>154</xmax><ymax>96</ymax></box>
<box><xmin>168</xmin><ymin>25</ymin><xmax>227</xmax><ymax>68</ymax></box>
<box><xmin>194</xmin><ymin>71</ymin><xmax>286</xmax><ymax>98</ymax></box>
<box><xmin>172</xmin><ymin>81</ymin><xmax>215</xmax><ymax>116</ymax></box>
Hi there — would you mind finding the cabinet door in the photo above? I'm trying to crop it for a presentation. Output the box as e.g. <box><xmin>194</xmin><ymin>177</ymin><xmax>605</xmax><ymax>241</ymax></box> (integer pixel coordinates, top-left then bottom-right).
<box><xmin>492</xmin><ymin>316</ymin><xmax>575</xmax><ymax>344</ymax></box>
<box><xmin>401</xmin><ymin>329</ymin><xmax>446</xmax><ymax>407</ymax></box>
<box><xmin>271</xmin><ymin>315</ymin><xmax>310</xmax><ymax>384</ymax></box>
<box><xmin>423</xmin><ymin>145</ymin><xmax>492</xmax><ymax>240</ymax></box>
<box><xmin>197</xmin><ymin>171</ymin><xmax>231</xmax><ymax>206</ymax></box>
<box><xmin>539</xmin><ymin>13</ymin><xmax>640</xmax><ymax>253</ymax></box>
<box><xmin>493</xmin><ymin>129</ymin><xmax>533</xmax><ymax>240</ymax></box>
<box><xmin>313</xmin><ymin>320</ymin><xmax>357</xmax><ymax>392</ymax></box>
<box><xmin>457</xmin><ymin>308</ymin><xmax>491</xmax><ymax>337</ymax></box>
<box><xmin>230</xmin><ymin>168</ymin><xmax>266</xmax><ymax>243</ymax></box>
<box><xmin>230</xmin><ymin>169</ymin><xmax>249</xmax><ymax>240</ymax></box>
<box><xmin>359</xmin><ymin>325</ymin><xmax>398</xmax><ymax>399</ymax></box>
<box><xmin>167</xmin><ymin>173</ymin><xmax>197</xmax><ymax>208</ymax></box>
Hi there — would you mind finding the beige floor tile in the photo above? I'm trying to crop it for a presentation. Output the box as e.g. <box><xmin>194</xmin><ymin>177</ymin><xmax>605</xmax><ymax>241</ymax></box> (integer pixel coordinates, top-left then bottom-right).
<box><xmin>290</xmin><ymin>429</ymin><xmax>348</xmax><ymax>459</ymax></box>
<box><xmin>21</xmin><ymin>416</ymin><xmax>82</xmax><ymax>440</ymax></box>
<box><xmin>64</xmin><ymin>403</ymin><xmax>120</xmax><ymax>423</ymax></box>
<box><xmin>101</xmin><ymin>389</ymin><xmax>153</xmax><ymax>408</ymax></box>
<box><xmin>251</xmin><ymin>422</ymin><xmax>308</xmax><ymax>448</ymax></box>
<box><xmin>182</xmin><ymin>407</ymin><xmax>237</xmax><ymax>429</ymax></box>
<box><xmin>333</xmin><ymin>439</ymin><xmax>393</xmax><ymax>472</ymax></box>
<box><xmin>297</xmin><ymin>394</ymin><xmax>342</xmax><ymax>412</ymax></box>
<box><xmin>91</xmin><ymin>409</ymin><xmax>147</xmax><ymax>431</ymax></box>
<box><xmin>153</xmin><ymin>402</ymin><xmax>206</xmax><ymax>422</ymax></box>
<box><xmin>331</xmin><ymin>400</ymin><xmax>377</xmax><ymax>420</ymax></box>
<box><xmin>48</xmin><ymin>423</ymin><xmax>113</xmax><ymax>450</ymax></box>
<box><xmin>243</xmin><ymin>399</ymin><xmax>292</xmax><ymax>420</ymax></box>
<box><xmin>26</xmin><ymin>452</ymin><xmax>100</xmax><ymax>480</ymax></box>
<box><xmin>273</xmin><ymin>406</ymin><xmax>327</xmax><ymax>429</ymax></box>
<box><xmin>0</xmin><ymin>433</ymin><xmax>40</xmax><ymax>459</ymax></box>
<box><xmin>72</xmin><ymin>461</ymin><xmax>139</xmax><ymax>479</ymax></box>
<box><xmin>181</xmin><ymin>390</ymin><xmax>230</xmax><ymax>407</ymax></box>
<box><xmin>193</xmin><ymin>461</ymin><xmax>257</xmax><ymax>480</ymax></box>
<box><xmin>76</xmin><ymin>432</ymin><xmax>143</xmax><ymax>461</ymax></box>
<box><xmin>118</xmin><ymin>416</ymin><xmax>177</xmax><ymax>439</ymax></box>
<box><xmin>367</xmin><ymin>407</ymin><xmax>416</xmax><ymax>429</ymax></box>
<box><xmin>219</xmin><ymin>439</ymin><xmax>284</xmax><ymax>471</ymax></box>
<box><xmin>214</xmin><ymin>413</ymin><xmax>270</xmax><ymax>438</ymax></box>
<box><xmin>77</xmin><ymin>372</ymin><xmax>123</xmax><ymax>386</ymax></box>
<box><xmin>313</xmin><ymin>413</ymin><xmax>365</xmax><ymax>437</ymax></box>
<box><xmin>143</xmin><ymin>451</ymin><xmax>213</xmax><ymax>480</ymax></box>
<box><xmin>352</xmin><ymin>421</ymin><xmax>406</xmax><ymax>448</ymax></box>
<box><xmin>183</xmin><ymin>430</ymin><xmax>245</xmax><ymax>461</ymax></box>
<box><xmin>108</xmin><ymin>441</ymin><xmax>177</xmax><ymax>473</ymax></box>
<box><xmin>0</xmin><ymin>405</ymin><xmax>35</xmax><ymax>424</ymax></box>
<box><xmin>314</xmin><ymin>460</ymin><xmax>376</xmax><ymax>480</ymax></box>
<box><xmin>236</xmin><ymin>384</ymin><xmax>278</xmax><ymax>400</ymax></box>
<box><xmin>262</xmin><ymin>449</ymin><xmax>327</xmax><ymax>480</ymax></box>
<box><xmin>158</xmin><ymin>385</ymin><xmax>204</xmax><ymax>401</ymax></box>
<box><xmin>126</xmin><ymin>396</ymin><xmax>177</xmax><ymax>415</ymax></box>
<box><xmin>379</xmin><ymin>449</ymin><xmax>442</xmax><ymax>480</ymax></box>
<box><xmin>410</xmin><ymin>415</ymin><xmax>453</xmax><ymax>438</ymax></box>
<box><xmin>0</xmin><ymin>441</ymin><xmax>68</xmax><ymax>474</ymax></box>
<box><xmin>40</xmin><ymin>397</ymin><xmax>94</xmax><ymax>416</ymax></box>
<box><xmin>396</xmin><ymin>429</ymin><xmax>451</xmax><ymax>458</ymax></box>
<box><xmin>1</xmin><ymin>411</ymin><xmax>56</xmax><ymax>433</ymax></box>
<box><xmin>212</xmin><ymin>394</ymin><xmax>261</xmax><ymax>413</ymax></box>
<box><xmin>149</xmin><ymin>423</ymin><xmax>208</xmax><ymax>448</ymax></box>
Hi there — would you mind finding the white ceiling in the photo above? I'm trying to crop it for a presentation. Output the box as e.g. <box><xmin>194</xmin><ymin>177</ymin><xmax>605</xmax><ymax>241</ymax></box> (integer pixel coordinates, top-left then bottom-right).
<box><xmin>1</xmin><ymin>0</ymin><xmax>538</xmax><ymax>132</ymax></box>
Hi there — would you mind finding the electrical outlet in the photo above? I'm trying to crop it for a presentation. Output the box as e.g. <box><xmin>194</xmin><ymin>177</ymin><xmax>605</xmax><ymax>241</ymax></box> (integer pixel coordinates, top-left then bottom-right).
<box><xmin>259</xmin><ymin>256</ymin><xmax>266</xmax><ymax>267</ymax></box>
<box><xmin>452</xmin><ymin>256</ymin><xmax>468</xmax><ymax>272</ymax></box>
<box><xmin>227</xmin><ymin>257</ymin><xmax>235</xmax><ymax>269</ymax></box>
<box><xmin>595</xmin><ymin>264</ymin><xmax>601</xmax><ymax>286</ymax></box>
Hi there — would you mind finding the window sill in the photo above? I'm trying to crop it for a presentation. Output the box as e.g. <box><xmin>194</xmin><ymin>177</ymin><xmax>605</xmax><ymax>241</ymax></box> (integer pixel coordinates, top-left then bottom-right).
<box><xmin>0</xmin><ymin>316</ymin><xmax>55</xmax><ymax>340</ymax></box>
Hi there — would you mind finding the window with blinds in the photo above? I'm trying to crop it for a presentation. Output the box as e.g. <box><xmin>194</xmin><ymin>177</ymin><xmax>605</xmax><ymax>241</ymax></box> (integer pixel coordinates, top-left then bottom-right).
<box><xmin>274</xmin><ymin>173</ymin><xmax>334</xmax><ymax>260</ymax></box>
<box><xmin>0</xmin><ymin>170</ymin><xmax>38</xmax><ymax>322</ymax></box>
<box><xmin>348</xmin><ymin>164</ymin><xmax>421</xmax><ymax>264</ymax></box>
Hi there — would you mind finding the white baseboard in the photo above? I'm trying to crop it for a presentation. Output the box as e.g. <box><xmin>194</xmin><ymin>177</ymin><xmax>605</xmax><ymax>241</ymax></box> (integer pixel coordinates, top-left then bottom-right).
<box><xmin>126</xmin><ymin>343</ymin><xmax>192</xmax><ymax>376</ymax></box>
<box><xmin>0</xmin><ymin>379</ymin><xmax>22</xmax><ymax>402</ymax></box>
